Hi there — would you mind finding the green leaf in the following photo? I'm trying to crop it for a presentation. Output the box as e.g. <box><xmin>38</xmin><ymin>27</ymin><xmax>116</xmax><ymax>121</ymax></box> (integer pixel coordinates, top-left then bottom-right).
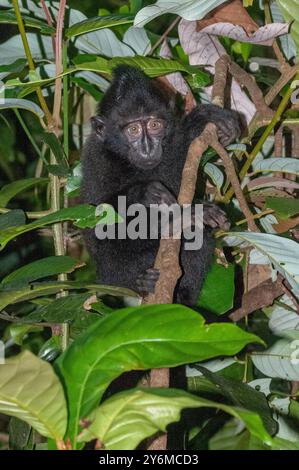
<box><xmin>72</xmin><ymin>55</ymin><xmax>110</xmax><ymax>73</ymax></box>
<box><xmin>109</xmin><ymin>56</ymin><xmax>203</xmax><ymax>77</ymax></box>
<box><xmin>65</xmin><ymin>162</ymin><xmax>82</xmax><ymax>197</ymax></box>
<box><xmin>1</xmin><ymin>256</ymin><xmax>82</xmax><ymax>285</ymax></box>
<box><xmin>0</xmin><ymin>210</ymin><xmax>26</xmax><ymax>230</ymax></box>
<box><xmin>253</xmin><ymin>157</ymin><xmax>299</xmax><ymax>176</ymax></box>
<box><xmin>134</xmin><ymin>0</ymin><xmax>228</xmax><ymax>27</ymax></box>
<box><xmin>0</xmin><ymin>351</ymin><xmax>67</xmax><ymax>440</ymax></box>
<box><xmin>0</xmin><ymin>98</ymin><xmax>44</xmax><ymax>118</ymax></box>
<box><xmin>23</xmin><ymin>292</ymin><xmax>96</xmax><ymax>324</ymax></box>
<box><xmin>277</xmin><ymin>0</ymin><xmax>299</xmax><ymax>52</ymax></box>
<box><xmin>66</xmin><ymin>14</ymin><xmax>134</xmax><ymax>38</ymax></box>
<box><xmin>70</xmin><ymin>77</ymin><xmax>103</xmax><ymax>101</ymax></box>
<box><xmin>55</xmin><ymin>304</ymin><xmax>262</xmax><ymax>446</ymax></box>
<box><xmin>204</xmin><ymin>163</ymin><xmax>224</xmax><ymax>192</ymax></box>
<box><xmin>0</xmin><ymin>10</ymin><xmax>55</xmax><ymax>34</ymax></box>
<box><xmin>78</xmin><ymin>388</ymin><xmax>272</xmax><ymax>450</ymax></box>
<box><xmin>252</xmin><ymin>339</ymin><xmax>299</xmax><ymax>381</ymax></box>
<box><xmin>265</xmin><ymin>197</ymin><xmax>299</xmax><ymax>219</ymax></box>
<box><xmin>0</xmin><ymin>204</ymin><xmax>100</xmax><ymax>250</ymax></box>
<box><xmin>198</xmin><ymin>258</ymin><xmax>235</xmax><ymax>315</ymax></box>
<box><xmin>4</xmin><ymin>323</ymin><xmax>42</xmax><ymax>346</ymax></box>
<box><xmin>0</xmin><ymin>178</ymin><xmax>49</xmax><ymax>207</ymax></box>
<box><xmin>225</xmin><ymin>232</ymin><xmax>299</xmax><ymax>299</ymax></box>
<box><xmin>195</xmin><ymin>366</ymin><xmax>277</xmax><ymax>435</ymax></box>
<box><xmin>0</xmin><ymin>58</ymin><xmax>27</xmax><ymax>74</ymax></box>
<box><xmin>42</xmin><ymin>132</ymin><xmax>68</xmax><ymax>169</ymax></box>
<box><xmin>0</xmin><ymin>281</ymin><xmax>137</xmax><ymax>312</ymax></box>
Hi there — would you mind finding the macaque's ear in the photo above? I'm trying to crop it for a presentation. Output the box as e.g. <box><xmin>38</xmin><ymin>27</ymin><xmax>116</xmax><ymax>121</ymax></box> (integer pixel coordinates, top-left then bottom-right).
<box><xmin>91</xmin><ymin>115</ymin><xmax>106</xmax><ymax>140</ymax></box>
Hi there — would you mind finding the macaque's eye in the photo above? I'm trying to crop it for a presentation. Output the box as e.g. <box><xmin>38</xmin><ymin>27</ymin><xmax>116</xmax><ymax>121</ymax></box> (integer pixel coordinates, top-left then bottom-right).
<box><xmin>147</xmin><ymin>119</ymin><xmax>165</xmax><ymax>134</ymax></box>
<box><xmin>124</xmin><ymin>122</ymin><xmax>142</xmax><ymax>139</ymax></box>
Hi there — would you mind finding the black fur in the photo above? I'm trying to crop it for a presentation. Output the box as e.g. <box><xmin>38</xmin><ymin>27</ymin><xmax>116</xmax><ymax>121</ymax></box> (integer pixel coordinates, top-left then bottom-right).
<box><xmin>81</xmin><ymin>66</ymin><xmax>241</xmax><ymax>306</ymax></box>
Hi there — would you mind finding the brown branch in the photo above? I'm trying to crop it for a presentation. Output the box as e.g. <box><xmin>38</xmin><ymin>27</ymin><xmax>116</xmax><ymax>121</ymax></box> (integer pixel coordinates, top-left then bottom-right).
<box><xmin>211</xmin><ymin>139</ymin><xmax>260</xmax><ymax>232</ymax></box>
<box><xmin>265</xmin><ymin>64</ymin><xmax>299</xmax><ymax>106</ymax></box>
<box><xmin>229</xmin><ymin>61</ymin><xmax>274</xmax><ymax>119</ymax></box>
<box><xmin>229</xmin><ymin>275</ymin><xmax>285</xmax><ymax>322</ymax></box>
<box><xmin>212</xmin><ymin>55</ymin><xmax>230</xmax><ymax>108</ymax></box>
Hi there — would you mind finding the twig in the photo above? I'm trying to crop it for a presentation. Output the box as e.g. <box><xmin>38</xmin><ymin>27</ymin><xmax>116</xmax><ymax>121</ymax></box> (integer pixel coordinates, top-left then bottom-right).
<box><xmin>149</xmin><ymin>17</ymin><xmax>180</xmax><ymax>55</ymax></box>
<box><xmin>224</xmin><ymin>71</ymin><xmax>299</xmax><ymax>202</ymax></box>
<box><xmin>12</xmin><ymin>0</ymin><xmax>54</xmax><ymax>127</ymax></box>
<box><xmin>229</xmin><ymin>275</ymin><xmax>285</xmax><ymax>322</ymax></box>
<box><xmin>50</xmin><ymin>0</ymin><xmax>69</xmax><ymax>351</ymax></box>
<box><xmin>212</xmin><ymin>55</ymin><xmax>230</xmax><ymax>107</ymax></box>
<box><xmin>229</xmin><ymin>61</ymin><xmax>274</xmax><ymax>118</ymax></box>
<box><xmin>40</xmin><ymin>0</ymin><xmax>56</xmax><ymax>54</ymax></box>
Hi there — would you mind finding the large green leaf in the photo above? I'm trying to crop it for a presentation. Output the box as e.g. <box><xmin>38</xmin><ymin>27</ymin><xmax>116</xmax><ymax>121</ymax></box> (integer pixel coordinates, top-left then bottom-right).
<box><xmin>0</xmin><ymin>281</ymin><xmax>136</xmax><ymax>311</ymax></box>
<box><xmin>0</xmin><ymin>351</ymin><xmax>67</xmax><ymax>440</ymax></box>
<box><xmin>0</xmin><ymin>10</ymin><xmax>55</xmax><ymax>34</ymax></box>
<box><xmin>0</xmin><ymin>204</ymin><xmax>100</xmax><ymax>250</ymax></box>
<box><xmin>0</xmin><ymin>210</ymin><xmax>26</xmax><ymax>230</ymax></box>
<box><xmin>0</xmin><ymin>177</ymin><xmax>49</xmax><ymax>207</ymax></box>
<box><xmin>55</xmin><ymin>304</ymin><xmax>262</xmax><ymax>446</ymax></box>
<box><xmin>195</xmin><ymin>366</ymin><xmax>277</xmax><ymax>435</ymax></box>
<box><xmin>134</xmin><ymin>0</ymin><xmax>228</xmax><ymax>27</ymax></box>
<box><xmin>78</xmin><ymin>388</ymin><xmax>272</xmax><ymax>450</ymax></box>
<box><xmin>252</xmin><ymin>339</ymin><xmax>299</xmax><ymax>381</ymax></box>
<box><xmin>253</xmin><ymin>158</ymin><xmax>299</xmax><ymax>176</ymax></box>
<box><xmin>225</xmin><ymin>232</ymin><xmax>299</xmax><ymax>298</ymax></box>
<box><xmin>0</xmin><ymin>99</ymin><xmax>44</xmax><ymax>118</ymax></box>
<box><xmin>66</xmin><ymin>14</ymin><xmax>134</xmax><ymax>38</ymax></box>
<box><xmin>1</xmin><ymin>256</ymin><xmax>81</xmax><ymax>285</ymax></box>
<box><xmin>109</xmin><ymin>56</ymin><xmax>209</xmax><ymax>80</ymax></box>
<box><xmin>72</xmin><ymin>54</ymin><xmax>110</xmax><ymax>73</ymax></box>
<box><xmin>198</xmin><ymin>258</ymin><xmax>235</xmax><ymax>315</ymax></box>
<box><xmin>265</xmin><ymin>197</ymin><xmax>299</xmax><ymax>219</ymax></box>
<box><xmin>277</xmin><ymin>0</ymin><xmax>299</xmax><ymax>51</ymax></box>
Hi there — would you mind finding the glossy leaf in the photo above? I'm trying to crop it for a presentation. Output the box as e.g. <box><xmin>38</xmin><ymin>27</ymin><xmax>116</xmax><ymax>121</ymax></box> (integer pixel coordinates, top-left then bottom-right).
<box><xmin>265</xmin><ymin>197</ymin><xmax>299</xmax><ymax>219</ymax></box>
<box><xmin>224</xmin><ymin>232</ymin><xmax>299</xmax><ymax>298</ymax></box>
<box><xmin>109</xmin><ymin>56</ymin><xmax>207</xmax><ymax>78</ymax></box>
<box><xmin>198</xmin><ymin>258</ymin><xmax>235</xmax><ymax>315</ymax></box>
<box><xmin>0</xmin><ymin>10</ymin><xmax>55</xmax><ymax>34</ymax></box>
<box><xmin>0</xmin><ymin>204</ymin><xmax>101</xmax><ymax>250</ymax></box>
<box><xmin>134</xmin><ymin>0</ymin><xmax>228</xmax><ymax>27</ymax></box>
<box><xmin>0</xmin><ymin>99</ymin><xmax>44</xmax><ymax>118</ymax></box>
<box><xmin>66</xmin><ymin>14</ymin><xmax>134</xmax><ymax>38</ymax></box>
<box><xmin>55</xmin><ymin>304</ymin><xmax>262</xmax><ymax>445</ymax></box>
<box><xmin>1</xmin><ymin>256</ymin><xmax>82</xmax><ymax>285</ymax></box>
<box><xmin>0</xmin><ymin>281</ymin><xmax>136</xmax><ymax>311</ymax></box>
<box><xmin>0</xmin><ymin>351</ymin><xmax>67</xmax><ymax>440</ymax></box>
<box><xmin>0</xmin><ymin>178</ymin><xmax>49</xmax><ymax>207</ymax></box>
<box><xmin>78</xmin><ymin>388</ymin><xmax>272</xmax><ymax>450</ymax></box>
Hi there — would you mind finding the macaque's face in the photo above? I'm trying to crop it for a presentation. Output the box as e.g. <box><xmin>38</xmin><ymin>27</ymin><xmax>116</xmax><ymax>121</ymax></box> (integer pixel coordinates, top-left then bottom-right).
<box><xmin>91</xmin><ymin>113</ymin><xmax>167</xmax><ymax>170</ymax></box>
<box><xmin>121</xmin><ymin>116</ymin><xmax>166</xmax><ymax>169</ymax></box>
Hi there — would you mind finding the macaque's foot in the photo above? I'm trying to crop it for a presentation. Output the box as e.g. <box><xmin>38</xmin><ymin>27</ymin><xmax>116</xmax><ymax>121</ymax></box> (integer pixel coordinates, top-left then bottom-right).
<box><xmin>202</xmin><ymin>203</ymin><xmax>230</xmax><ymax>231</ymax></box>
<box><xmin>141</xmin><ymin>181</ymin><xmax>177</xmax><ymax>207</ymax></box>
<box><xmin>216</xmin><ymin>109</ymin><xmax>241</xmax><ymax>146</ymax></box>
<box><xmin>136</xmin><ymin>268</ymin><xmax>160</xmax><ymax>295</ymax></box>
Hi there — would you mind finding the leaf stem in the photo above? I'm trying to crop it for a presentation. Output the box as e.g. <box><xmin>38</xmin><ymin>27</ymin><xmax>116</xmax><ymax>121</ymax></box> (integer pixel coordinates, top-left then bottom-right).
<box><xmin>12</xmin><ymin>0</ymin><xmax>54</xmax><ymax>126</ymax></box>
<box><xmin>223</xmin><ymin>74</ymin><xmax>299</xmax><ymax>202</ymax></box>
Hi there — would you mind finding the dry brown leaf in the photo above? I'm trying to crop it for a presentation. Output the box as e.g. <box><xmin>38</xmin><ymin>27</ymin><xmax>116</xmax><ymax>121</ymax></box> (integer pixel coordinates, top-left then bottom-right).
<box><xmin>272</xmin><ymin>215</ymin><xmax>299</xmax><ymax>234</ymax></box>
<box><xmin>247</xmin><ymin>263</ymin><xmax>272</xmax><ymax>290</ymax></box>
<box><xmin>197</xmin><ymin>0</ymin><xmax>258</xmax><ymax>36</ymax></box>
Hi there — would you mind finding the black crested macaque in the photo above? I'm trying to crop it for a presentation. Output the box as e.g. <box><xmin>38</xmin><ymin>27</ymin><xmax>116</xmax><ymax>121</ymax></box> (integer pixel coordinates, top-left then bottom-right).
<box><xmin>81</xmin><ymin>66</ymin><xmax>241</xmax><ymax>306</ymax></box>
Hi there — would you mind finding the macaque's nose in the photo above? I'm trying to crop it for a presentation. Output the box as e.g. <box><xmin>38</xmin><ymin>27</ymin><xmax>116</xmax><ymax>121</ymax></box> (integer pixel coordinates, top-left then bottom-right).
<box><xmin>140</xmin><ymin>134</ymin><xmax>154</xmax><ymax>158</ymax></box>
